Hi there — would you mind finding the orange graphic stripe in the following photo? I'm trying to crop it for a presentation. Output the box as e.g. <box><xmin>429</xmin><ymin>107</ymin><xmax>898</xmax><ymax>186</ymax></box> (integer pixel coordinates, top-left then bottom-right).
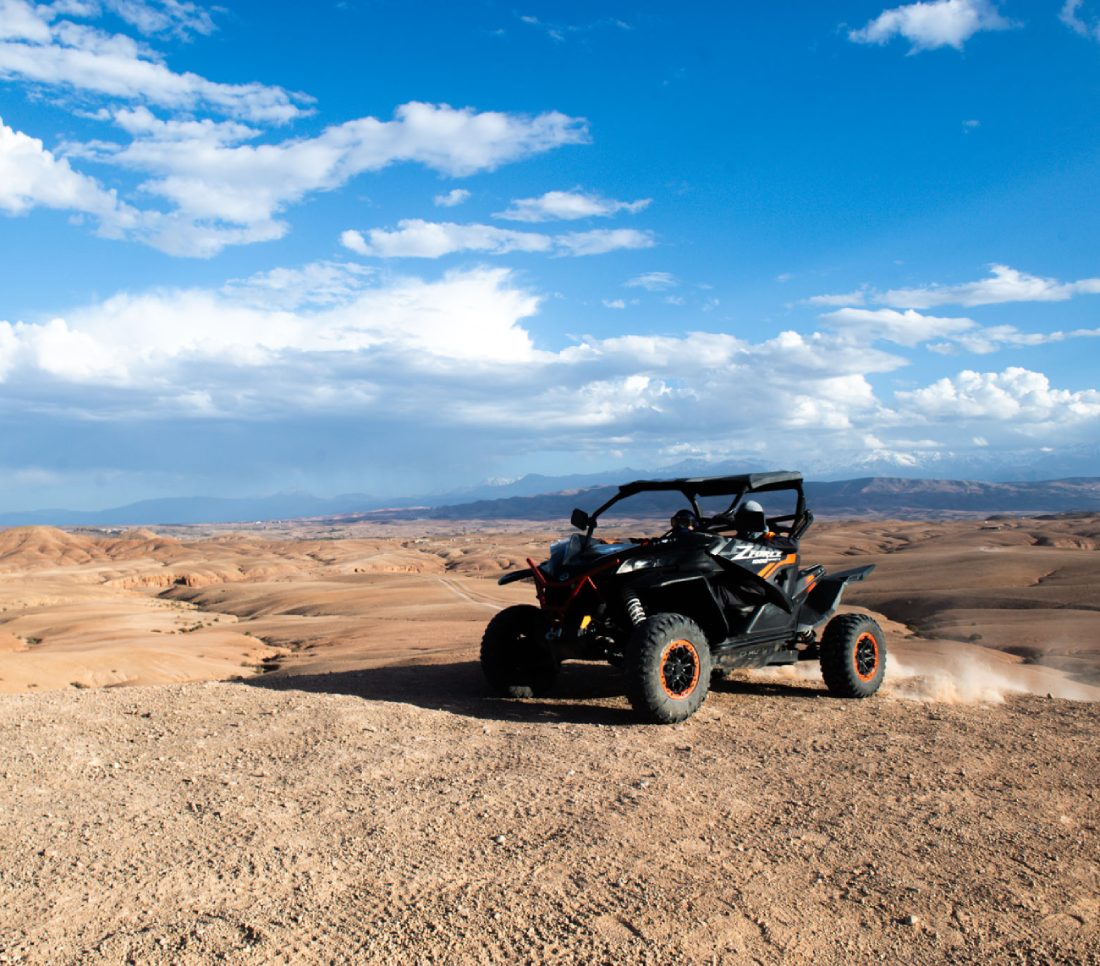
<box><xmin>758</xmin><ymin>554</ymin><xmax>797</xmax><ymax>580</ymax></box>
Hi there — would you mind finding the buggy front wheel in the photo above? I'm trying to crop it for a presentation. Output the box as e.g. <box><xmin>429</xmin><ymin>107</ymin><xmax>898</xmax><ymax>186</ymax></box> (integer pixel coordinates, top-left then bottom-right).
<box><xmin>480</xmin><ymin>605</ymin><xmax>558</xmax><ymax>698</ymax></box>
<box><xmin>626</xmin><ymin>613</ymin><xmax>712</xmax><ymax>724</ymax></box>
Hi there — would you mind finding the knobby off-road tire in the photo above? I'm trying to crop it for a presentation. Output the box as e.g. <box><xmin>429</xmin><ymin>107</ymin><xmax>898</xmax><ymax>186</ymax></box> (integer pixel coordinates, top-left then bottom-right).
<box><xmin>480</xmin><ymin>604</ymin><xmax>558</xmax><ymax>699</ymax></box>
<box><xmin>626</xmin><ymin>613</ymin><xmax>713</xmax><ymax>724</ymax></box>
<box><xmin>820</xmin><ymin>613</ymin><xmax>886</xmax><ymax>698</ymax></box>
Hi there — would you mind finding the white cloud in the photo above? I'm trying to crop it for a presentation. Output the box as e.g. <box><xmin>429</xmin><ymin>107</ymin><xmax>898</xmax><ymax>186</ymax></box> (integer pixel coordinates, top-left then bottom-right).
<box><xmin>603</xmin><ymin>299</ymin><xmax>626</xmax><ymax>309</ymax></box>
<box><xmin>899</xmin><ymin>367</ymin><xmax>1100</xmax><ymax>424</ymax></box>
<box><xmin>0</xmin><ymin>3</ymin><xmax>309</xmax><ymax>123</ymax></box>
<box><xmin>0</xmin><ymin>118</ymin><xmax>138</xmax><ymax>231</ymax></box>
<box><xmin>516</xmin><ymin>13</ymin><xmax>632</xmax><ymax>43</ymax></box>
<box><xmin>0</xmin><ymin>0</ymin><xmax>52</xmax><ymax>42</ymax></box>
<box><xmin>494</xmin><ymin>189</ymin><xmax>650</xmax><ymax>222</ymax></box>
<box><xmin>340</xmin><ymin>220</ymin><xmax>652</xmax><ymax>258</ymax></box>
<box><xmin>821</xmin><ymin>306</ymin><xmax>975</xmax><ymax>346</ymax></box>
<box><xmin>341</xmin><ymin>221</ymin><xmax>552</xmax><ymax>258</ymax></box>
<box><xmin>624</xmin><ymin>271</ymin><xmax>676</xmax><ymax>291</ymax></box>
<box><xmin>95</xmin><ymin>0</ymin><xmax>216</xmax><ymax>39</ymax></box>
<box><xmin>882</xmin><ymin>264</ymin><xmax>1100</xmax><ymax>308</ymax></box>
<box><xmin>1060</xmin><ymin>0</ymin><xmax>1100</xmax><ymax>41</ymax></box>
<box><xmin>928</xmin><ymin>325</ymin><xmax>1066</xmax><ymax>355</ymax></box>
<box><xmin>434</xmin><ymin>188</ymin><xmax>471</xmax><ymax>207</ymax></box>
<box><xmin>3</xmin><ymin>101</ymin><xmax>586</xmax><ymax>257</ymax></box>
<box><xmin>16</xmin><ymin>259</ymin><xmax>1097</xmax><ymax>485</ymax></box>
<box><xmin>221</xmin><ymin>261</ymin><xmax>376</xmax><ymax>311</ymax></box>
<box><xmin>0</xmin><ymin>268</ymin><xmax>543</xmax><ymax>398</ymax></box>
<box><xmin>79</xmin><ymin>102</ymin><xmax>588</xmax><ymax>255</ymax></box>
<box><xmin>849</xmin><ymin>0</ymin><xmax>1014</xmax><ymax>52</ymax></box>
<box><xmin>0</xmin><ymin>1</ymin><xmax>593</xmax><ymax>256</ymax></box>
<box><xmin>554</xmin><ymin>228</ymin><xmax>654</xmax><ymax>256</ymax></box>
<box><xmin>804</xmin><ymin>288</ymin><xmax>867</xmax><ymax>307</ymax></box>
<box><xmin>0</xmin><ymin>264</ymin><xmax>909</xmax><ymax>455</ymax></box>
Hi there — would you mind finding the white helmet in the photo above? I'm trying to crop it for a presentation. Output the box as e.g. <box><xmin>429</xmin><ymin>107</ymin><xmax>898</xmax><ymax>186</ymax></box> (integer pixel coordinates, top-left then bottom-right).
<box><xmin>734</xmin><ymin>499</ymin><xmax>766</xmax><ymax>538</ymax></box>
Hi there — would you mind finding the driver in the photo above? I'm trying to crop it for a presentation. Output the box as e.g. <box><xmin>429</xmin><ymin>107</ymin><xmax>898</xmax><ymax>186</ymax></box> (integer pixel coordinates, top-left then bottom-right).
<box><xmin>670</xmin><ymin>508</ymin><xmax>700</xmax><ymax>534</ymax></box>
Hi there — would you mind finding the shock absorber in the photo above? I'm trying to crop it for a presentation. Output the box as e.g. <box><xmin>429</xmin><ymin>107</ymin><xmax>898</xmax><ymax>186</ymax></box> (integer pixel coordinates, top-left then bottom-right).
<box><xmin>623</xmin><ymin>592</ymin><xmax>646</xmax><ymax>626</ymax></box>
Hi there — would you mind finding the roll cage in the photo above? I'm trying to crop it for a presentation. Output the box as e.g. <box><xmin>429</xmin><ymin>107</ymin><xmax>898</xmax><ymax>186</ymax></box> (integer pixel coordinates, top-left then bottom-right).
<box><xmin>570</xmin><ymin>471</ymin><xmax>813</xmax><ymax>542</ymax></box>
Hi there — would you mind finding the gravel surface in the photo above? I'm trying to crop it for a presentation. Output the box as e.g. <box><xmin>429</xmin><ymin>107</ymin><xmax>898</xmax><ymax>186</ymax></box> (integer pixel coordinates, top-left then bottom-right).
<box><xmin>1</xmin><ymin>661</ymin><xmax>1098</xmax><ymax>964</ymax></box>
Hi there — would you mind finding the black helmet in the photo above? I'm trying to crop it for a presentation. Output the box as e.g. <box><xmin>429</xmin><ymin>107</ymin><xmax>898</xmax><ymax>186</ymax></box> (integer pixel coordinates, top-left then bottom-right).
<box><xmin>671</xmin><ymin>509</ymin><xmax>699</xmax><ymax>531</ymax></box>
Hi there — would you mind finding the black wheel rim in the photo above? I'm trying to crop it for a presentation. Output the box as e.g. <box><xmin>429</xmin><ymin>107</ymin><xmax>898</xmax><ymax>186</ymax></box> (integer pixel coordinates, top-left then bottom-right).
<box><xmin>854</xmin><ymin>632</ymin><xmax>878</xmax><ymax>680</ymax></box>
<box><xmin>660</xmin><ymin>641</ymin><xmax>700</xmax><ymax>698</ymax></box>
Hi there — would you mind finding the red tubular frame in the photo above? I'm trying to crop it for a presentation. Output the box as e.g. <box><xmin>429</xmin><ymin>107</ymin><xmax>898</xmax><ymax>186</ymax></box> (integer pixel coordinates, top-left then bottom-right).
<box><xmin>526</xmin><ymin>556</ymin><xmax>621</xmax><ymax>619</ymax></box>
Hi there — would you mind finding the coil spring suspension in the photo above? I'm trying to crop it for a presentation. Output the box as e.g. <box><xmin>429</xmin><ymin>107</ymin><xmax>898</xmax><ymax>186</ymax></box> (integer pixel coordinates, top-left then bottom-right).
<box><xmin>623</xmin><ymin>593</ymin><xmax>646</xmax><ymax>626</ymax></box>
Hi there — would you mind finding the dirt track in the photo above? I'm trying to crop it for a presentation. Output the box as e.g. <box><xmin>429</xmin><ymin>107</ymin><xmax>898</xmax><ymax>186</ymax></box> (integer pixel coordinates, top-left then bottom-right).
<box><xmin>2</xmin><ymin>661</ymin><xmax>1097</xmax><ymax>964</ymax></box>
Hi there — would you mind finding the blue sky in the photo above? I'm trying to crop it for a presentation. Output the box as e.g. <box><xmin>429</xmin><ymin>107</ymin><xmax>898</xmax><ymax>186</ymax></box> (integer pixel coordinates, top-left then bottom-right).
<box><xmin>1</xmin><ymin>0</ymin><xmax>1099</xmax><ymax>511</ymax></box>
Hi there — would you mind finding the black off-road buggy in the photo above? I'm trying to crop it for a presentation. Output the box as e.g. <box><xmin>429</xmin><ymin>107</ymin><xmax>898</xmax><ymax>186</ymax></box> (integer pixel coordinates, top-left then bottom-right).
<box><xmin>481</xmin><ymin>472</ymin><xmax>886</xmax><ymax>723</ymax></box>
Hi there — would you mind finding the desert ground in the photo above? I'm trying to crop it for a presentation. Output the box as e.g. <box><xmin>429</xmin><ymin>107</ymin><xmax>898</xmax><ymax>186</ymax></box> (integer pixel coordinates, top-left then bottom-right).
<box><xmin>1</xmin><ymin>515</ymin><xmax>1099</xmax><ymax>963</ymax></box>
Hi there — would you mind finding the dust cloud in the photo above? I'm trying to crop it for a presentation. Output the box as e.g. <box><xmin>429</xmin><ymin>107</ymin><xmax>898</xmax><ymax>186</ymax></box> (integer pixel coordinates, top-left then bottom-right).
<box><xmin>745</xmin><ymin>639</ymin><xmax>1100</xmax><ymax>705</ymax></box>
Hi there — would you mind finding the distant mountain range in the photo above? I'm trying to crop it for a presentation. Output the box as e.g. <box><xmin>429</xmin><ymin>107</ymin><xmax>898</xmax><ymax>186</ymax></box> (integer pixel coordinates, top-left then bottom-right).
<box><xmin>356</xmin><ymin>475</ymin><xmax>1100</xmax><ymax>523</ymax></box>
<box><xmin>2</xmin><ymin>470</ymin><xmax>1099</xmax><ymax>527</ymax></box>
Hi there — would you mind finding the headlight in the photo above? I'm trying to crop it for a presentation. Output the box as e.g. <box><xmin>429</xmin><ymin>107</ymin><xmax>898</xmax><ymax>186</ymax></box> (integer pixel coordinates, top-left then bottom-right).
<box><xmin>617</xmin><ymin>556</ymin><xmax>675</xmax><ymax>574</ymax></box>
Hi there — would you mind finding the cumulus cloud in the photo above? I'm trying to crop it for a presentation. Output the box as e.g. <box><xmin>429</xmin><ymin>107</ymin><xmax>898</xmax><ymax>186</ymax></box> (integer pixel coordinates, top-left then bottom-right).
<box><xmin>882</xmin><ymin>264</ymin><xmax>1100</xmax><ymax>308</ymax></box>
<box><xmin>341</xmin><ymin>220</ymin><xmax>653</xmax><ymax>259</ymax></box>
<box><xmin>0</xmin><ymin>118</ymin><xmax>138</xmax><ymax>232</ymax></box>
<box><xmin>0</xmin><ymin>264</ymin><xmax>906</xmax><ymax>454</ymax></box>
<box><xmin>849</xmin><ymin>0</ymin><xmax>1014</xmax><ymax>52</ymax></box>
<box><xmin>0</xmin><ymin>268</ymin><xmax>544</xmax><ymax>400</ymax></box>
<box><xmin>8</xmin><ymin>259</ymin><xmax>1097</xmax><ymax>493</ymax></box>
<box><xmin>899</xmin><ymin>367</ymin><xmax>1100</xmax><ymax>424</ymax></box>
<box><xmin>821</xmin><ymin>306</ymin><xmax>975</xmax><ymax>346</ymax></box>
<box><xmin>494</xmin><ymin>189</ymin><xmax>650</xmax><ymax>222</ymax></box>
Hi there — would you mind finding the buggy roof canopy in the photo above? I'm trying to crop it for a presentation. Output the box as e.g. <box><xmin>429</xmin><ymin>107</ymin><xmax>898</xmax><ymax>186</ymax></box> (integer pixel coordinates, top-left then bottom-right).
<box><xmin>583</xmin><ymin>471</ymin><xmax>805</xmax><ymax>523</ymax></box>
<box><xmin>613</xmin><ymin>471</ymin><xmax>803</xmax><ymax>500</ymax></box>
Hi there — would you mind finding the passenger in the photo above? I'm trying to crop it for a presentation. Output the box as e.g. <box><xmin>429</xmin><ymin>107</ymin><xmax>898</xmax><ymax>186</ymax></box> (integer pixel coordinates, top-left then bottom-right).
<box><xmin>732</xmin><ymin>500</ymin><xmax>769</xmax><ymax>541</ymax></box>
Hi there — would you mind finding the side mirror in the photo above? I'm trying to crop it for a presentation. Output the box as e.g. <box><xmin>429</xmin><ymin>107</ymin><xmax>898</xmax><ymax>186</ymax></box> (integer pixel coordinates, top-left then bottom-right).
<box><xmin>570</xmin><ymin>508</ymin><xmax>591</xmax><ymax>531</ymax></box>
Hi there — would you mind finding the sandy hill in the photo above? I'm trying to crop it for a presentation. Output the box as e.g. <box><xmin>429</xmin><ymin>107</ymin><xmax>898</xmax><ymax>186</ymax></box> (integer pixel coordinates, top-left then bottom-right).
<box><xmin>0</xmin><ymin>526</ymin><xmax>101</xmax><ymax>569</ymax></box>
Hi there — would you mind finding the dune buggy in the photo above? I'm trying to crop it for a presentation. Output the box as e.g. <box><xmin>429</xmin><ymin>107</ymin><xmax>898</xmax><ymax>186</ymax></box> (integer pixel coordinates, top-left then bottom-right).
<box><xmin>481</xmin><ymin>472</ymin><xmax>886</xmax><ymax>723</ymax></box>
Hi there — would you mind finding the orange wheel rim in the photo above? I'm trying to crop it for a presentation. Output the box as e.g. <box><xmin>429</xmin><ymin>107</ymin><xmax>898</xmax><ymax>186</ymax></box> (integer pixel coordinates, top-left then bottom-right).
<box><xmin>854</xmin><ymin>632</ymin><xmax>879</xmax><ymax>681</ymax></box>
<box><xmin>659</xmin><ymin>639</ymin><xmax>700</xmax><ymax>698</ymax></box>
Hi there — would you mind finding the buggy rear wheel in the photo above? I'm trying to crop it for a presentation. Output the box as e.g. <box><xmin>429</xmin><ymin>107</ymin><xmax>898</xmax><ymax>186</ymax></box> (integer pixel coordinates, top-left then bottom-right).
<box><xmin>480</xmin><ymin>604</ymin><xmax>558</xmax><ymax>699</ymax></box>
<box><xmin>820</xmin><ymin>613</ymin><xmax>886</xmax><ymax>698</ymax></box>
<box><xmin>626</xmin><ymin>613</ymin><xmax>712</xmax><ymax>724</ymax></box>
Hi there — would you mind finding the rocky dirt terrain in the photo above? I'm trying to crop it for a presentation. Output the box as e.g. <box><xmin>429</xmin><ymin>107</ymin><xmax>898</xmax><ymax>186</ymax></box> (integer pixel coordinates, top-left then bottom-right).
<box><xmin>1</xmin><ymin>666</ymin><xmax>1098</xmax><ymax>965</ymax></box>
<box><xmin>1</xmin><ymin>514</ymin><xmax>1099</xmax><ymax>963</ymax></box>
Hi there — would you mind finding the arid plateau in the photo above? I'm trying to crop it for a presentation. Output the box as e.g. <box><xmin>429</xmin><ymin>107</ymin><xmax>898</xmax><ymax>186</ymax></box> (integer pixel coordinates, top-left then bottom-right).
<box><xmin>1</xmin><ymin>515</ymin><xmax>1099</xmax><ymax>963</ymax></box>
